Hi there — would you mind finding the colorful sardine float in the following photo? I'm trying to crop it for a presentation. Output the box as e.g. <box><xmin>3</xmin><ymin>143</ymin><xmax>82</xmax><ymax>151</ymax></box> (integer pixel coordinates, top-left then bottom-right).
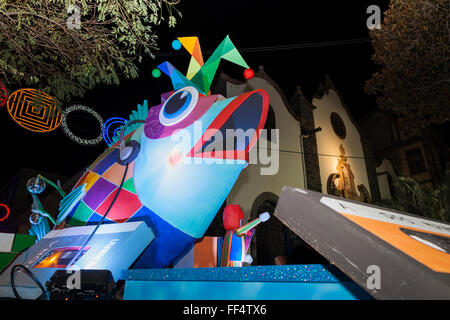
<box><xmin>45</xmin><ymin>36</ymin><xmax>269</xmax><ymax>268</ymax></box>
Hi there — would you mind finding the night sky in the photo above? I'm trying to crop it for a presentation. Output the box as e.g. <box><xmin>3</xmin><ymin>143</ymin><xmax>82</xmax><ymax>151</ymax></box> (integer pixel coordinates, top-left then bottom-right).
<box><xmin>0</xmin><ymin>0</ymin><xmax>389</xmax><ymax>186</ymax></box>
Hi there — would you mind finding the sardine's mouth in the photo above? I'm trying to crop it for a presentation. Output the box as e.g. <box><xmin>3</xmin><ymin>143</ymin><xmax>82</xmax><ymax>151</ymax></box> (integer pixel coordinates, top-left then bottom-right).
<box><xmin>187</xmin><ymin>89</ymin><xmax>269</xmax><ymax>161</ymax></box>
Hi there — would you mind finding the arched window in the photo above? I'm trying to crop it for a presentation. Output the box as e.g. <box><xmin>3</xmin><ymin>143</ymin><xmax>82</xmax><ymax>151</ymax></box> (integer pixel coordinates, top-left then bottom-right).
<box><xmin>250</xmin><ymin>192</ymin><xmax>284</xmax><ymax>265</ymax></box>
<box><xmin>357</xmin><ymin>185</ymin><xmax>372</xmax><ymax>203</ymax></box>
<box><xmin>250</xmin><ymin>192</ymin><xmax>328</xmax><ymax>266</ymax></box>
<box><xmin>330</xmin><ymin>112</ymin><xmax>346</xmax><ymax>139</ymax></box>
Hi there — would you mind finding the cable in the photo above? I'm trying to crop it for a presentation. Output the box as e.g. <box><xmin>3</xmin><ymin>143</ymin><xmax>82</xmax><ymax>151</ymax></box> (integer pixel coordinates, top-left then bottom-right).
<box><xmin>69</xmin><ymin>163</ymin><xmax>129</xmax><ymax>266</ymax></box>
<box><xmin>276</xmin><ymin>148</ymin><xmax>442</xmax><ymax>163</ymax></box>
<box><xmin>54</xmin><ymin>120</ymin><xmax>445</xmax><ymax>163</ymax></box>
<box><xmin>10</xmin><ymin>264</ymin><xmax>47</xmax><ymax>300</ymax></box>
<box><xmin>155</xmin><ymin>38</ymin><xmax>371</xmax><ymax>57</ymax></box>
<box><xmin>47</xmin><ymin>113</ymin><xmax>444</xmax><ymax>163</ymax></box>
<box><xmin>11</xmin><ymin>149</ymin><xmax>129</xmax><ymax>300</ymax></box>
<box><xmin>51</xmin><ymin>121</ymin><xmax>446</xmax><ymax>163</ymax></box>
<box><xmin>118</xmin><ymin>120</ymin><xmax>145</xmax><ymax>150</ymax></box>
<box><xmin>232</xmin><ymin>39</ymin><xmax>371</xmax><ymax>53</ymax></box>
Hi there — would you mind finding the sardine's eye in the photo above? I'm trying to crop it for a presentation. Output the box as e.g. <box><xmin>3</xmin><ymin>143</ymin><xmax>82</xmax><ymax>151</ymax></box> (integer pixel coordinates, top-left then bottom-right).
<box><xmin>159</xmin><ymin>86</ymin><xmax>198</xmax><ymax>126</ymax></box>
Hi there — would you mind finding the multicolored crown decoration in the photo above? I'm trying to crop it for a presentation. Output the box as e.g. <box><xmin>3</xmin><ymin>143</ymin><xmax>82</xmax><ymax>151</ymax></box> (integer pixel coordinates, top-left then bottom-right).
<box><xmin>153</xmin><ymin>36</ymin><xmax>254</xmax><ymax>95</ymax></box>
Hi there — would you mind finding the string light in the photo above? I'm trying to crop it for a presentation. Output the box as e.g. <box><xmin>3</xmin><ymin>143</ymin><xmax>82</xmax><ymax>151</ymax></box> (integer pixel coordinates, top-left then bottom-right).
<box><xmin>155</xmin><ymin>38</ymin><xmax>371</xmax><ymax>57</ymax></box>
<box><xmin>61</xmin><ymin>105</ymin><xmax>104</xmax><ymax>146</ymax></box>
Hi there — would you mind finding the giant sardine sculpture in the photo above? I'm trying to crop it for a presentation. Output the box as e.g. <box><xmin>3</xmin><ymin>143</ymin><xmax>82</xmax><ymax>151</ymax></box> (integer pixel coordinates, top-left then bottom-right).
<box><xmin>38</xmin><ymin>36</ymin><xmax>269</xmax><ymax>268</ymax></box>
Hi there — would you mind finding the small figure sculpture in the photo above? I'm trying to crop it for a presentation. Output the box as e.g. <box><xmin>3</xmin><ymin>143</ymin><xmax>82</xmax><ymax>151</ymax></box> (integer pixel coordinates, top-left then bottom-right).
<box><xmin>220</xmin><ymin>205</ymin><xmax>270</xmax><ymax>267</ymax></box>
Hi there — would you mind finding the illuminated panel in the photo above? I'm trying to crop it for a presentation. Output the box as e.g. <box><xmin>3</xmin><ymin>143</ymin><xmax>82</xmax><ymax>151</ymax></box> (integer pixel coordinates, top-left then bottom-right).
<box><xmin>320</xmin><ymin>196</ymin><xmax>450</xmax><ymax>273</ymax></box>
<box><xmin>6</xmin><ymin>88</ymin><xmax>62</xmax><ymax>132</ymax></box>
<box><xmin>0</xmin><ymin>221</ymin><xmax>154</xmax><ymax>299</ymax></box>
<box><xmin>33</xmin><ymin>247</ymin><xmax>90</xmax><ymax>269</ymax></box>
<box><xmin>273</xmin><ymin>187</ymin><xmax>450</xmax><ymax>299</ymax></box>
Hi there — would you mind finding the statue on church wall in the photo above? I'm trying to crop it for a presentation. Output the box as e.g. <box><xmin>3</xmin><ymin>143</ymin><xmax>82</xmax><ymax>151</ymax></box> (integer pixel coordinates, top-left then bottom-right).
<box><xmin>327</xmin><ymin>144</ymin><xmax>371</xmax><ymax>203</ymax></box>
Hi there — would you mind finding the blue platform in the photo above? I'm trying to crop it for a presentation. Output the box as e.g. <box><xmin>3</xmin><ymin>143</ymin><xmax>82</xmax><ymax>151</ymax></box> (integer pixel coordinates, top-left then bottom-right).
<box><xmin>122</xmin><ymin>264</ymin><xmax>372</xmax><ymax>300</ymax></box>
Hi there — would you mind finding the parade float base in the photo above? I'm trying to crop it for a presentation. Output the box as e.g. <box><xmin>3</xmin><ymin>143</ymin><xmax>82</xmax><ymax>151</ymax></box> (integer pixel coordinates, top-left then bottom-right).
<box><xmin>121</xmin><ymin>264</ymin><xmax>373</xmax><ymax>300</ymax></box>
<box><xmin>0</xmin><ymin>221</ymin><xmax>154</xmax><ymax>299</ymax></box>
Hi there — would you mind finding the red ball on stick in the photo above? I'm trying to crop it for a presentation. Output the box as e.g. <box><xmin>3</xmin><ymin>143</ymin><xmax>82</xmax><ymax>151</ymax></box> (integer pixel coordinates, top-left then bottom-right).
<box><xmin>243</xmin><ymin>68</ymin><xmax>254</xmax><ymax>80</ymax></box>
